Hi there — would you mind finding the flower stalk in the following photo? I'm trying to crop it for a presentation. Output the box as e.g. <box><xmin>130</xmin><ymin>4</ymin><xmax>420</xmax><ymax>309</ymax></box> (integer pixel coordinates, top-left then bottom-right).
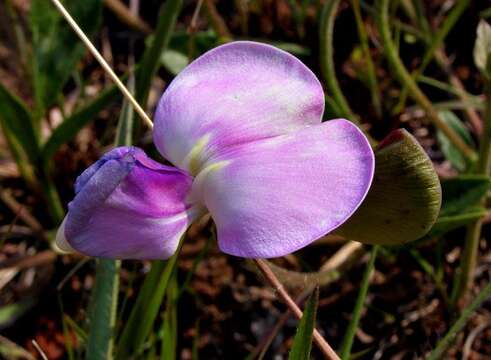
<box><xmin>254</xmin><ymin>259</ymin><xmax>340</xmax><ymax>360</ymax></box>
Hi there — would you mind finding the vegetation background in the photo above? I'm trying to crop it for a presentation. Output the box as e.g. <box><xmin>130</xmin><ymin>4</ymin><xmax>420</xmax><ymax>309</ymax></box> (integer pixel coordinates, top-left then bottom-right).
<box><xmin>0</xmin><ymin>0</ymin><xmax>490</xmax><ymax>359</ymax></box>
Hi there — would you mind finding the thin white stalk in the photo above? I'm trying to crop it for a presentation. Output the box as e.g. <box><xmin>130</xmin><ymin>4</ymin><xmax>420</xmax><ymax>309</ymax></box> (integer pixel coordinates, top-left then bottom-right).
<box><xmin>49</xmin><ymin>0</ymin><xmax>154</xmax><ymax>129</ymax></box>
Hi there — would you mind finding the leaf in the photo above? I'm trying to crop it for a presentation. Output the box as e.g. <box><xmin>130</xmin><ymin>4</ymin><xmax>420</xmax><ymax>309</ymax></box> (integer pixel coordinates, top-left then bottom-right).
<box><xmin>335</xmin><ymin>129</ymin><xmax>442</xmax><ymax>245</ymax></box>
<box><xmin>30</xmin><ymin>0</ymin><xmax>103</xmax><ymax>111</ymax></box>
<box><xmin>134</xmin><ymin>0</ymin><xmax>182</xmax><ymax>106</ymax></box>
<box><xmin>426</xmin><ymin>175</ymin><xmax>491</xmax><ymax>237</ymax></box>
<box><xmin>429</xmin><ymin>208</ymin><xmax>487</xmax><ymax>238</ymax></box>
<box><xmin>288</xmin><ymin>287</ymin><xmax>319</xmax><ymax>360</ymax></box>
<box><xmin>474</xmin><ymin>20</ymin><xmax>491</xmax><ymax>77</ymax></box>
<box><xmin>0</xmin><ymin>83</ymin><xmax>39</xmax><ymax>162</ymax></box>
<box><xmin>161</xmin><ymin>50</ymin><xmax>189</xmax><ymax>76</ymax></box>
<box><xmin>436</xmin><ymin>111</ymin><xmax>475</xmax><ymax>172</ymax></box>
<box><xmin>439</xmin><ymin>175</ymin><xmax>490</xmax><ymax>216</ymax></box>
<box><xmin>42</xmin><ymin>84</ymin><xmax>121</xmax><ymax>161</ymax></box>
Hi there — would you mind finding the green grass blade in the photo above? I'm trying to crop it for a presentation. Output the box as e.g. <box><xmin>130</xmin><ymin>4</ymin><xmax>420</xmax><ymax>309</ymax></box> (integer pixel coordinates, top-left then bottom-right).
<box><xmin>85</xmin><ymin>259</ymin><xmax>121</xmax><ymax>360</ymax></box>
<box><xmin>288</xmin><ymin>287</ymin><xmax>319</xmax><ymax>360</ymax></box>
<box><xmin>135</xmin><ymin>0</ymin><xmax>183</xmax><ymax>106</ymax></box>
<box><xmin>160</xmin><ymin>271</ymin><xmax>178</xmax><ymax>359</ymax></box>
<box><xmin>339</xmin><ymin>246</ymin><xmax>378</xmax><ymax>359</ymax></box>
<box><xmin>116</xmin><ymin>240</ymin><xmax>184</xmax><ymax>359</ymax></box>
<box><xmin>427</xmin><ymin>281</ymin><xmax>491</xmax><ymax>360</ymax></box>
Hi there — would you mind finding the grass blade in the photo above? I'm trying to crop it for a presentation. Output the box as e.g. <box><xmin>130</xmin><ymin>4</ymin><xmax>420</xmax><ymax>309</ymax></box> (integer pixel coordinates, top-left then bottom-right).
<box><xmin>85</xmin><ymin>259</ymin><xmax>121</xmax><ymax>360</ymax></box>
<box><xmin>0</xmin><ymin>82</ymin><xmax>40</xmax><ymax>163</ymax></box>
<box><xmin>288</xmin><ymin>287</ymin><xmax>319</xmax><ymax>360</ymax></box>
<box><xmin>339</xmin><ymin>246</ymin><xmax>378</xmax><ymax>359</ymax></box>
<box><xmin>135</xmin><ymin>0</ymin><xmax>182</xmax><ymax>107</ymax></box>
<box><xmin>428</xmin><ymin>281</ymin><xmax>491</xmax><ymax>360</ymax></box>
<box><xmin>116</xmin><ymin>240</ymin><xmax>184</xmax><ymax>359</ymax></box>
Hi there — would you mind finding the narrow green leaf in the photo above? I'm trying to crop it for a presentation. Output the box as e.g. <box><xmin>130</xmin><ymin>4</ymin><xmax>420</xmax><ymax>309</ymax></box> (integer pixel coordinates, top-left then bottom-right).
<box><xmin>339</xmin><ymin>246</ymin><xmax>378</xmax><ymax>359</ymax></box>
<box><xmin>85</xmin><ymin>259</ymin><xmax>120</xmax><ymax>360</ymax></box>
<box><xmin>0</xmin><ymin>82</ymin><xmax>39</xmax><ymax>162</ymax></box>
<box><xmin>288</xmin><ymin>287</ymin><xmax>319</xmax><ymax>360</ymax></box>
<box><xmin>335</xmin><ymin>129</ymin><xmax>442</xmax><ymax>245</ymax></box>
<box><xmin>116</xmin><ymin>240</ymin><xmax>183</xmax><ymax>359</ymax></box>
<box><xmin>30</xmin><ymin>0</ymin><xmax>103</xmax><ymax>111</ymax></box>
<box><xmin>42</xmin><ymin>84</ymin><xmax>121</xmax><ymax>161</ymax></box>
<box><xmin>428</xmin><ymin>281</ymin><xmax>491</xmax><ymax>360</ymax></box>
<box><xmin>135</xmin><ymin>0</ymin><xmax>183</xmax><ymax>106</ymax></box>
<box><xmin>439</xmin><ymin>175</ymin><xmax>491</xmax><ymax>217</ymax></box>
<box><xmin>429</xmin><ymin>208</ymin><xmax>487</xmax><ymax>238</ymax></box>
<box><xmin>160</xmin><ymin>271</ymin><xmax>178</xmax><ymax>359</ymax></box>
<box><xmin>436</xmin><ymin>111</ymin><xmax>475</xmax><ymax>172</ymax></box>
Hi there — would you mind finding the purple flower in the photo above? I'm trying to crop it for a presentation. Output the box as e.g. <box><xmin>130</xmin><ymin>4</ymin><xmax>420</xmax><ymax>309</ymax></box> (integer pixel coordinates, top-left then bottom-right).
<box><xmin>56</xmin><ymin>41</ymin><xmax>375</xmax><ymax>259</ymax></box>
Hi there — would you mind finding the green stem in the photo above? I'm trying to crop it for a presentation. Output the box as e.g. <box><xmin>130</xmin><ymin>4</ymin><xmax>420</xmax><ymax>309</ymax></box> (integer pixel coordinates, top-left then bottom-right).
<box><xmin>452</xmin><ymin>82</ymin><xmax>491</xmax><ymax>305</ymax></box>
<box><xmin>376</xmin><ymin>0</ymin><xmax>477</xmax><ymax>162</ymax></box>
<box><xmin>350</xmin><ymin>0</ymin><xmax>382</xmax><ymax>118</ymax></box>
<box><xmin>339</xmin><ymin>245</ymin><xmax>378</xmax><ymax>359</ymax></box>
<box><xmin>428</xmin><ymin>281</ymin><xmax>491</xmax><ymax>360</ymax></box>
<box><xmin>319</xmin><ymin>0</ymin><xmax>357</xmax><ymax>123</ymax></box>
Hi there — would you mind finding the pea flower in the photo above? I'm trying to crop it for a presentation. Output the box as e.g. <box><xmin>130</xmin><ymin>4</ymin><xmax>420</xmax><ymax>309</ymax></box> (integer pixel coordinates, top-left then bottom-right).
<box><xmin>56</xmin><ymin>41</ymin><xmax>375</xmax><ymax>259</ymax></box>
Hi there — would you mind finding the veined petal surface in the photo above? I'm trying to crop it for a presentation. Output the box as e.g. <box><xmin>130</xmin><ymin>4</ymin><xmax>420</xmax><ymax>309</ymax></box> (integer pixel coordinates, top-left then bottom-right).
<box><xmin>57</xmin><ymin>147</ymin><xmax>198</xmax><ymax>259</ymax></box>
<box><xmin>153</xmin><ymin>41</ymin><xmax>325</xmax><ymax>173</ymax></box>
<box><xmin>192</xmin><ymin>120</ymin><xmax>375</xmax><ymax>258</ymax></box>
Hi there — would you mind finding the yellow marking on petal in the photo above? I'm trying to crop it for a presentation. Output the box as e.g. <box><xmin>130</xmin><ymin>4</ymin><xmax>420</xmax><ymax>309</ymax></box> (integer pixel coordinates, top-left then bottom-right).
<box><xmin>183</xmin><ymin>134</ymin><xmax>211</xmax><ymax>176</ymax></box>
<box><xmin>188</xmin><ymin>160</ymin><xmax>230</xmax><ymax>206</ymax></box>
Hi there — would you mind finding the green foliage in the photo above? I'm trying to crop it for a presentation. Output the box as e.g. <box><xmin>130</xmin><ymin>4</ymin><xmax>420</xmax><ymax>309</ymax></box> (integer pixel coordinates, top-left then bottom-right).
<box><xmin>437</xmin><ymin>111</ymin><xmax>476</xmax><ymax>172</ymax></box>
<box><xmin>336</xmin><ymin>129</ymin><xmax>442</xmax><ymax>245</ymax></box>
<box><xmin>30</xmin><ymin>0</ymin><xmax>103</xmax><ymax>112</ymax></box>
<box><xmin>0</xmin><ymin>83</ymin><xmax>39</xmax><ymax>163</ymax></box>
<box><xmin>288</xmin><ymin>288</ymin><xmax>319</xmax><ymax>360</ymax></box>
<box><xmin>428</xmin><ymin>175</ymin><xmax>491</xmax><ymax>237</ymax></box>
<box><xmin>85</xmin><ymin>259</ymin><xmax>121</xmax><ymax>360</ymax></box>
<box><xmin>428</xmin><ymin>281</ymin><xmax>491</xmax><ymax>359</ymax></box>
<box><xmin>116</xmin><ymin>241</ymin><xmax>183</xmax><ymax>359</ymax></box>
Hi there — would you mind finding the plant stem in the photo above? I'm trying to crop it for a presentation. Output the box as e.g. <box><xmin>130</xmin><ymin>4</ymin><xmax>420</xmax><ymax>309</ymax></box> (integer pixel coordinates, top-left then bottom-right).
<box><xmin>350</xmin><ymin>0</ymin><xmax>382</xmax><ymax>118</ymax></box>
<box><xmin>376</xmin><ymin>0</ymin><xmax>477</xmax><ymax>162</ymax></box>
<box><xmin>254</xmin><ymin>259</ymin><xmax>340</xmax><ymax>360</ymax></box>
<box><xmin>319</xmin><ymin>0</ymin><xmax>357</xmax><ymax>123</ymax></box>
<box><xmin>452</xmin><ymin>82</ymin><xmax>491</xmax><ymax>305</ymax></box>
<box><xmin>339</xmin><ymin>245</ymin><xmax>378</xmax><ymax>359</ymax></box>
<box><xmin>428</xmin><ymin>281</ymin><xmax>491</xmax><ymax>360</ymax></box>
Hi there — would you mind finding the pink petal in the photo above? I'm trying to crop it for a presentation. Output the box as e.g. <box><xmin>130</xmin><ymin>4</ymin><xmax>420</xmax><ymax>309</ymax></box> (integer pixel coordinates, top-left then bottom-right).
<box><xmin>192</xmin><ymin>120</ymin><xmax>374</xmax><ymax>258</ymax></box>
